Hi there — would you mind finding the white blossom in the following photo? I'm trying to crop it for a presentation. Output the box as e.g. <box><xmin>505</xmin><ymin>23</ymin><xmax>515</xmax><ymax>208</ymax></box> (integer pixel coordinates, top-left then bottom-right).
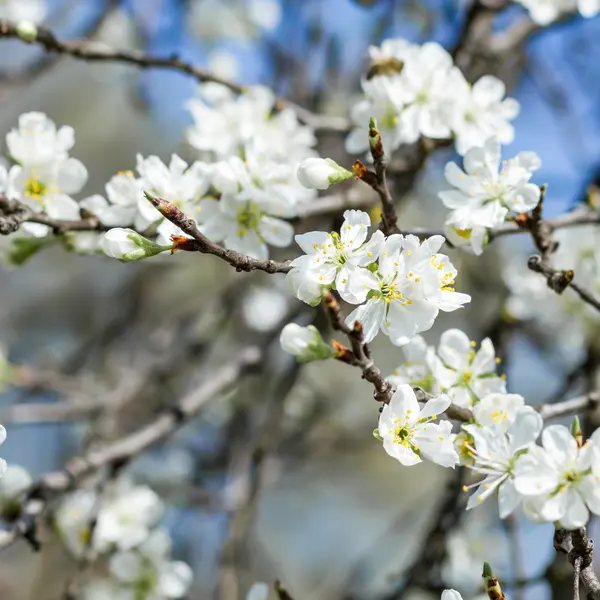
<box><xmin>196</xmin><ymin>155</ymin><xmax>296</xmax><ymax>260</ymax></box>
<box><xmin>93</xmin><ymin>480</ymin><xmax>164</xmax><ymax>553</ymax></box>
<box><xmin>54</xmin><ymin>489</ymin><xmax>98</xmax><ymax>557</ymax></box>
<box><xmin>0</xmin><ymin>465</ymin><xmax>31</xmax><ymax>512</ymax></box>
<box><xmin>439</xmin><ymin>138</ymin><xmax>540</xmax><ymax>254</ymax></box>
<box><xmin>428</xmin><ymin>329</ymin><xmax>506</xmax><ymax>408</ymax></box>
<box><xmin>462</xmin><ymin>406</ymin><xmax>542</xmax><ymax>517</ymax></box>
<box><xmin>297</xmin><ymin>158</ymin><xmax>353</xmax><ymax>190</ymax></box>
<box><xmin>388</xmin><ymin>335</ymin><xmax>441</xmax><ymax>393</ymax></box>
<box><xmin>367</xmin><ymin>38</ymin><xmax>416</xmax><ymax>64</ymax></box>
<box><xmin>347</xmin><ymin>43</ymin><xmax>456</xmax><ymax>154</ymax></box>
<box><xmin>5</xmin><ymin>112</ymin><xmax>87</xmax><ymax>237</ymax></box>
<box><xmin>186</xmin><ymin>83</ymin><xmax>315</xmax><ymax>163</ymax></box>
<box><xmin>6</xmin><ymin>112</ymin><xmax>73</xmax><ymax>167</ymax></box>
<box><xmin>287</xmin><ymin>210</ymin><xmax>384</xmax><ymax>305</ymax></box>
<box><xmin>514</xmin><ymin>425</ymin><xmax>600</xmax><ymax>529</ymax></box>
<box><xmin>514</xmin><ymin>0</ymin><xmax>598</xmax><ymax>25</ymax></box>
<box><xmin>345</xmin><ymin>235</ymin><xmax>470</xmax><ymax>345</ymax></box>
<box><xmin>109</xmin><ymin>529</ymin><xmax>193</xmax><ymax>600</ymax></box>
<box><xmin>472</xmin><ymin>393</ymin><xmax>527</xmax><ymax>429</ymax></box>
<box><xmin>136</xmin><ymin>154</ymin><xmax>212</xmax><ymax>241</ymax></box>
<box><xmin>348</xmin><ymin>39</ymin><xmax>519</xmax><ymax>157</ymax></box>
<box><xmin>345</xmin><ymin>76</ymin><xmax>406</xmax><ymax>156</ymax></box>
<box><xmin>377</xmin><ymin>384</ymin><xmax>458</xmax><ymax>467</ymax></box>
<box><xmin>448</xmin><ymin>76</ymin><xmax>520</xmax><ymax>156</ymax></box>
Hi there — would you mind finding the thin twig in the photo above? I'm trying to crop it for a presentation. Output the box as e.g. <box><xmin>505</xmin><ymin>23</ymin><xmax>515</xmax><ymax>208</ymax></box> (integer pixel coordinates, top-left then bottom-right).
<box><xmin>323</xmin><ymin>292</ymin><xmax>393</xmax><ymax>403</ymax></box>
<box><xmin>0</xmin><ymin>19</ymin><xmax>346</xmax><ymax>133</ymax></box>
<box><xmin>368</xmin><ymin>119</ymin><xmax>399</xmax><ymax>235</ymax></box>
<box><xmin>146</xmin><ymin>194</ymin><xmax>292</xmax><ymax>274</ymax></box>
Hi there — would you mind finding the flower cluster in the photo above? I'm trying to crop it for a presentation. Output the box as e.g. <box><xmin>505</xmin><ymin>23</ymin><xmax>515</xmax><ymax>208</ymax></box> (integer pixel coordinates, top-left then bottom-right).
<box><xmin>439</xmin><ymin>137</ymin><xmax>541</xmax><ymax>254</ymax></box>
<box><xmin>90</xmin><ymin>150</ymin><xmax>297</xmax><ymax>260</ymax></box>
<box><xmin>90</xmin><ymin>81</ymin><xmax>325</xmax><ymax>261</ymax></box>
<box><xmin>380</xmin><ymin>328</ymin><xmax>600</xmax><ymax>530</ymax></box>
<box><xmin>376</xmin><ymin>384</ymin><xmax>459</xmax><ymax>467</ymax></box>
<box><xmin>388</xmin><ymin>329</ymin><xmax>506</xmax><ymax>408</ymax></box>
<box><xmin>287</xmin><ymin>210</ymin><xmax>471</xmax><ymax>345</ymax></box>
<box><xmin>55</xmin><ymin>478</ymin><xmax>192</xmax><ymax>600</ymax></box>
<box><xmin>516</xmin><ymin>0</ymin><xmax>599</xmax><ymax>25</ymax></box>
<box><xmin>347</xmin><ymin>39</ymin><xmax>519</xmax><ymax>157</ymax></box>
<box><xmin>2</xmin><ymin>112</ymin><xmax>89</xmax><ymax>238</ymax></box>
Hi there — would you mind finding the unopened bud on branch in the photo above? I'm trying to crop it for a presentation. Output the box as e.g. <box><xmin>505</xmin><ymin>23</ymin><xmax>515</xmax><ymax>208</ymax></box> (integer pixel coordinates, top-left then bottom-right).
<box><xmin>297</xmin><ymin>158</ymin><xmax>353</xmax><ymax>190</ymax></box>
<box><xmin>280</xmin><ymin>324</ymin><xmax>335</xmax><ymax>363</ymax></box>
<box><xmin>16</xmin><ymin>21</ymin><xmax>38</xmax><ymax>43</ymax></box>
<box><xmin>101</xmin><ymin>228</ymin><xmax>172</xmax><ymax>262</ymax></box>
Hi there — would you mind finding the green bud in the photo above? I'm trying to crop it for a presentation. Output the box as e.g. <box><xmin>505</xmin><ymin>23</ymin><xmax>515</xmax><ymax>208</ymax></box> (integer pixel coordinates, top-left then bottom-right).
<box><xmin>482</xmin><ymin>562</ymin><xmax>505</xmax><ymax>600</ymax></box>
<box><xmin>280</xmin><ymin>324</ymin><xmax>336</xmax><ymax>363</ymax></box>
<box><xmin>101</xmin><ymin>228</ymin><xmax>173</xmax><ymax>262</ymax></box>
<box><xmin>571</xmin><ymin>415</ymin><xmax>583</xmax><ymax>447</ymax></box>
<box><xmin>16</xmin><ymin>21</ymin><xmax>38</xmax><ymax>43</ymax></box>
<box><xmin>373</xmin><ymin>428</ymin><xmax>383</xmax><ymax>441</ymax></box>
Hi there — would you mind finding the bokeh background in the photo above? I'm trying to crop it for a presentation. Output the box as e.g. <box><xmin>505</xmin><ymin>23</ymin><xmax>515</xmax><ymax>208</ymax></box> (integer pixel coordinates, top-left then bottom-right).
<box><xmin>1</xmin><ymin>1</ymin><xmax>600</xmax><ymax>599</ymax></box>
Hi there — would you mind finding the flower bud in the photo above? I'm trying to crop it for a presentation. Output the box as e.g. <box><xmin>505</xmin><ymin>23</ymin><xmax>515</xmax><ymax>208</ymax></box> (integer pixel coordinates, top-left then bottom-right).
<box><xmin>100</xmin><ymin>228</ymin><xmax>172</xmax><ymax>262</ymax></box>
<box><xmin>279</xmin><ymin>324</ymin><xmax>335</xmax><ymax>363</ymax></box>
<box><xmin>571</xmin><ymin>415</ymin><xmax>583</xmax><ymax>447</ymax></box>
<box><xmin>16</xmin><ymin>21</ymin><xmax>38</xmax><ymax>43</ymax></box>
<box><xmin>297</xmin><ymin>158</ymin><xmax>353</xmax><ymax>190</ymax></box>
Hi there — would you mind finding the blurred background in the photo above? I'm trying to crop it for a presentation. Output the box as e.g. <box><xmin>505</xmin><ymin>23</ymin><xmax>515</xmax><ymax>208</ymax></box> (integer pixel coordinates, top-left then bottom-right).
<box><xmin>1</xmin><ymin>1</ymin><xmax>600</xmax><ymax>599</ymax></box>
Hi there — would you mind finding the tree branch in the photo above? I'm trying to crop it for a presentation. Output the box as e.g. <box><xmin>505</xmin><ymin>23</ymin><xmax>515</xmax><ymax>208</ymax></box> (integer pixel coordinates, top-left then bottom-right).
<box><xmin>0</xmin><ymin>347</ymin><xmax>262</xmax><ymax>551</ymax></box>
<box><xmin>323</xmin><ymin>292</ymin><xmax>393</xmax><ymax>403</ymax></box>
<box><xmin>0</xmin><ymin>19</ymin><xmax>346</xmax><ymax>133</ymax></box>
<box><xmin>536</xmin><ymin>392</ymin><xmax>600</xmax><ymax>421</ymax></box>
<box><xmin>555</xmin><ymin>527</ymin><xmax>600</xmax><ymax>600</ymax></box>
<box><xmin>146</xmin><ymin>194</ymin><xmax>292</xmax><ymax>274</ymax></box>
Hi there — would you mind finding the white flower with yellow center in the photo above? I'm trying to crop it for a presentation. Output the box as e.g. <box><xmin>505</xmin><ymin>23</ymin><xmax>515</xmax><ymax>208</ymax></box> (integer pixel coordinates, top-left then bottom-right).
<box><xmin>6</xmin><ymin>112</ymin><xmax>73</xmax><ymax>167</ymax></box>
<box><xmin>7</xmin><ymin>160</ymin><xmax>87</xmax><ymax>237</ymax></box>
<box><xmin>196</xmin><ymin>156</ymin><xmax>295</xmax><ymax>260</ymax></box>
<box><xmin>288</xmin><ymin>209</ymin><xmax>384</xmax><ymax>305</ymax></box>
<box><xmin>439</xmin><ymin>138</ymin><xmax>540</xmax><ymax>254</ymax></box>
<box><xmin>428</xmin><ymin>329</ymin><xmax>506</xmax><ymax>408</ymax></box>
<box><xmin>462</xmin><ymin>406</ymin><xmax>542</xmax><ymax>517</ymax></box>
<box><xmin>388</xmin><ymin>335</ymin><xmax>441</xmax><ymax>393</ymax></box>
<box><xmin>514</xmin><ymin>424</ymin><xmax>600</xmax><ymax>529</ymax></box>
<box><xmin>473</xmin><ymin>393</ymin><xmax>525</xmax><ymax>429</ymax></box>
<box><xmin>378</xmin><ymin>384</ymin><xmax>458</xmax><ymax>467</ymax></box>
<box><xmin>4</xmin><ymin>112</ymin><xmax>87</xmax><ymax>236</ymax></box>
<box><xmin>346</xmin><ymin>235</ymin><xmax>471</xmax><ymax>346</ymax></box>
